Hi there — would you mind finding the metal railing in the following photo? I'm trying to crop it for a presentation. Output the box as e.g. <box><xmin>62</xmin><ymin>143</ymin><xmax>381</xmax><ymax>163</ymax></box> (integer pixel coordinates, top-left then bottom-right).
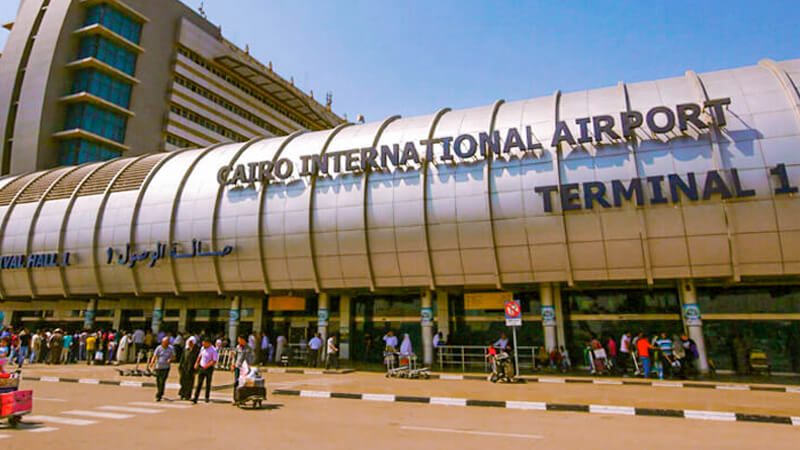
<box><xmin>436</xmin><ymin>345</ymin><xmax>541</xmax><ymax>372</ymax></box>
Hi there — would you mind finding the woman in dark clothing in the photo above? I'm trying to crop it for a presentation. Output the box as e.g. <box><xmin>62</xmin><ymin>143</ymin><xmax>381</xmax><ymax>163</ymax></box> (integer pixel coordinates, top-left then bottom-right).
<box><xmin>179</xmin><ymin>339</ymin><xmax>200</xmax><ymax>400</ymax></box>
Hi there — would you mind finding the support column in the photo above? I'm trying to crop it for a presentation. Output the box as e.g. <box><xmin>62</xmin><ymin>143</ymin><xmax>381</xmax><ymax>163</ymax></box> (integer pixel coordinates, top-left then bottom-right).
<box><xmin>679</xmin><ymin>279</ymin><xmax>709</xmax><ymax>374</ymax></box>
<box><xmin>421</xmin><ymin>290</ymin><xmax>434</xmax><ymax>365</ymax></box>
<box><xmin>339</xmin><ymin>294</ymin><xmax>351</xmax><ymax>359</ymax></box>
<box><xmin>112</xmin><ymin>307</ymin><xmax>122</xmax><ymax>331</ymax></box>
<box><xmin>539</xmin><ymin>283</ymin><xmax>557</xmax><ymax>351</ymax></box>
<box><xmin>84</xmin><ymin>299</ymin><xmax>97</xmax><ymax>330</ymax></box>
<box><xmin>436</xmin><ymin>290</ymin><xmax>449</xmax><ymax>342</ymax></box>
<box><xmin>228</xmin><ymin>296</ymin><xmax>241</xmax><ymax>344</ymax></box>
<box><xmin>318</xmin><ymin>293</ymin><xmax>329</xmax><ymax>347</ymax></box>
<box><xmin>553</xmin><ymin>283</ymin><xmax>566</xmax><ymax>349</ymax></box>
<box><xmin>252</xmin><ymin>297</ymin><xmax>264</xmax><ymax>334</ymax></box>
<box><xmin>0</xmin><ymin>309</ymin><xmax>10</xmax><ymax>328</ymax></box>
<box><xmin>151</xmin><ymin>297</ymin><xmax>163</xmax><ymax>334</ymax></box>
<box><xmin>178</xmin><ymin>307</ymin><xmax>188</xmax><ymax>332</ymax></box>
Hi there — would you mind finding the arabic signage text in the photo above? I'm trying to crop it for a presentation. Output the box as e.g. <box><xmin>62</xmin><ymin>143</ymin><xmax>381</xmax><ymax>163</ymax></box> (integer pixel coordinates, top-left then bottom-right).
<box><xmin>106</xmin><ymin>239</ymin><xmax>233</xmax><ymax>269</ymax></box>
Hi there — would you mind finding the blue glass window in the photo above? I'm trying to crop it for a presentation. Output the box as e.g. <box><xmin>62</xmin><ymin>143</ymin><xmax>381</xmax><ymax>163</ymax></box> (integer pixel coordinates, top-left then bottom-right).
<box><xmin>65</xmin><ymin>103</ymin><xmax>127</xmax><ymax>143</ymax></box>
<box><xmin>78</xmin><ymin>36</ymin><xmax>136</xmax><ymax>75</ymax></box>
<box><xmin>59</xmin><ymin>139</ymin><xmax>121</xmax><ymax>165</ymax></box>
<box><xmin>71</xmin><ymin>69</ymin><xmax>132</xmax><ymax>108</ymax></box>
<box><xmin>84</xmin><ymin>3</ymin><xmax>142</xmax><ymax>44</ymax></box>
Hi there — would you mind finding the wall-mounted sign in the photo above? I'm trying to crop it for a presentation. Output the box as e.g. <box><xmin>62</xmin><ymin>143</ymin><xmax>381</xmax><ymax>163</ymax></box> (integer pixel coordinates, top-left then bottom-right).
<box><xmin>541</xmin><ymin>305</ymin><xmax>556</xmax><ymax>327</ymax></box>
<box><xmin>268</xmin><ymin>296</ymin><xmax>306</xmax><ymax>311</ymax></box>
<box><xmin>683</xmin><ymin>303</ymin><xmax>702</xmax><ymax>326</ymax></box>
<box><xmin>106</xmin><ymin>239</ymin><xmax>233</xmax><ymax>268</ymax></box>
<box><xmin>217</xmin><ymin>99</ymin><xmax>732</xmax><ymax>188</ymax></box>
<box><xmin>421</xmin><ymin>307</ymin><xmax>433</xmax><ymax>327</ymax></box>
<box><xmin>317</xmin><ymin>308</ymin><xmax>329</xmax><ymax>327</ymax></box>
<box><xmin>0</xmin><ymin>252</ymin><xmax>71</xmax><ymax>270</ymax></box>
<box><xmin>465</xmin><ymin>292</ymin><xmax>512</xmax><ymax>310</ymax></box>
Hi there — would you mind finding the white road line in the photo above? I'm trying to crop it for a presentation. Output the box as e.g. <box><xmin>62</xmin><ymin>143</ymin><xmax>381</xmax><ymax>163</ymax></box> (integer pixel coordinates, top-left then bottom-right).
<box><xmin>791</xmin><ymin>417</ymin><xmax>800</xmax><ymax>426</ymax></box>
<box><xmin>593</xmin><ymin>380</ymin><xmax>623</xmax><ymax>385</ymax></box>
<box><xmin>652</xmin><ymin>381</ymin><xmax>683</xmax><ymax>388</ymax></box>
<box><xmin>429</xmin><ymin>397</ymin><xmax>467</xmax><ymax>407</ymax></box>
<box><xmin>0</xmin><ymin>434</ymin><xmax>10</xmax><ymax>439</ymax></box>
<box><xmin>166</xmin><ymin>383</ymin><xmax>181</xmax><ymax>389</ymax></box>
<box><xmin>300</xmin><ymin>390</ymin><xmax>331</xmax><ymax>398</ymax></box>
<box><xmin>362</xmin><ymin>393</ymin><xmax>395</xmax><ymax>402</ymax></box>
<box><xmin>786</xmin><ymin>387</ymin><xmax>800</xmax><ymax>394</ymax></box>
<box><xmin>129</xmin><ymin>402</ymin><xmax>191</xmax><ymax>409</ymax></box>
<box><xmin>27</xmin><ymin>427</ymin><xmax>59</xmax><ymax>433</ymax></box>
<box><xmin>716</xmin><ymin>385</ymin><xmax>749</xmax><ymax>391</ymax></box>
<box><xmin>589</xmin><ymin>405</ymin><xmax>636</xmax><ymax>415</ymax></box>
<box><xmin>538</xmin><ymin>378</ymin><xmax>566</xmax><ymax>384</ymax></box>
<box><xmin>305</xmin><ymin>370</ymin><xmax>323</xmax><ymax>375</ymax></box>
<box><xmin>78</xmin><ymin>379</ymin><xmax>100</xmax><ymax>385</ymax></box>
<box><xmin>439</xmin><ymin>374</ymin><xmax>464</xmax><ymax>380</ymax></box>
<box><xmin>684</xmin><ymin>410</ymin><xmax>737</xmax><ymax>421</ymax></box>
<box><xmin>34</xmin><ymin>397</ymin><xmax>67</xmax><ymax>402</ymax></box>
<box><xmin>401</xmin><ymin>426</ymin><xmax>542</xmax><ymax>439</ymax></box>
<box><xmin>505</xmin><ymin>401</ymin><xmax>546</xmax><ymax>411</ymax></box>
<box><xmin>62</xmin><ymin>410</ymin><xmax>133</xmax><ymax>420</ymax></box>
<box><xmin>97</xmin><ymin>406</ymin><xmax>163</xmax><ymax>414</ymax></box>
<box><xmin>40</xmin><ymin>376</ymin><xmax>60</xmax><ymax>382</ymax></box>
<box><xmin>25</xmin><ymin>415</ymin><xmax>97</xmax><ymax>426</ymax></box>
<box><xmin>120</xmin><ymin>381</ymin><xmax>143</xmax><ymax>387</ymax></box>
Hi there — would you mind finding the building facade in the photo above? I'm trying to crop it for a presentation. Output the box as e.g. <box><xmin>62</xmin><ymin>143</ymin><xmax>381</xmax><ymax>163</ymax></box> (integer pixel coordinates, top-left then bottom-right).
<box><xmin>0</xmin><ymin>0</ymin><xmax>342</xmax><ymax>175</ymax></box>
<box><xmin>1</xmin><ymin>57</ymin><xmax>799</xmax><ymax>374</ymax></box>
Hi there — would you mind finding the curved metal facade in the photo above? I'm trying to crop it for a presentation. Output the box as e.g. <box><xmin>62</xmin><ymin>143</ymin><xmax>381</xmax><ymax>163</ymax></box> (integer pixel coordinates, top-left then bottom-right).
<box><xmin>1</xmin><ymin>58</ymin><xmax>799</xmax><ymax>298</ymax></box>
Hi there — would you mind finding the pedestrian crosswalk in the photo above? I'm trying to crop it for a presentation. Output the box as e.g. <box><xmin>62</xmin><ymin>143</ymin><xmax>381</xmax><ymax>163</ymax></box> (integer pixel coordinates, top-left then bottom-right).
<box><xmin>0</xmin><ymin>399</ymin><xmax>211</xmax><ymax>440</ymax></box>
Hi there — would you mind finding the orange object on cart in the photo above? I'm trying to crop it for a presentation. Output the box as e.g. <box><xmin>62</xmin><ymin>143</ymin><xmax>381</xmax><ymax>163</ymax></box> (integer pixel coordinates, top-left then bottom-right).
<box><xmin>0</xmin><ymin>390</ymin><xmax>32</xmax><ymax>416</ymax></box>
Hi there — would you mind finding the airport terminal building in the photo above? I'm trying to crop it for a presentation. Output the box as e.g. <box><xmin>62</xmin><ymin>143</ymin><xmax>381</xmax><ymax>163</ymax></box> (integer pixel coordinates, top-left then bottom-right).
<box><xmin>1</xmin><ymin>56</ymin><xmax>800</xmax><ymax>374</ymax></box>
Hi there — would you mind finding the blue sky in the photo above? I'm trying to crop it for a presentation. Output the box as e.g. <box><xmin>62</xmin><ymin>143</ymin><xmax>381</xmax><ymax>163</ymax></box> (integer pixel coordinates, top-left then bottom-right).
<box><xmin>1</xmin><ymin>1</ymin><xmax>798</xmax><ymax>123</ymax></box>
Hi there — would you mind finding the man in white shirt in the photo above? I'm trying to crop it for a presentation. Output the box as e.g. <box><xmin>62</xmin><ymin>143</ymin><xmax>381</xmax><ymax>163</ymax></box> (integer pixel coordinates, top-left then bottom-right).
<box><xmin>493</xmin><ymin>333</ymin><xmax>508</xmax><ymax>350</ymax></box>
<box><xmin>325</xmin><ymin>335</ymin><xmax>339</xmax><ymax>370</ymax></box>
<box><xmin>619</xmin><ymin>331</ymin><xmax>632</xmax><ymax>374</ymax></box>
<box><xmin>192</xmin><ymin>336</ymin><xmax>218</xmax><ymax>404</ymax></box>
<box><xmin>133</xmin><ymin>328</ymin><xmax>145</xmax><ymax>358</ymax></box>
<box><xmin>382</xmin><ymin>331</ymin><xmax>398</xmax><ymax>352</ymax></box>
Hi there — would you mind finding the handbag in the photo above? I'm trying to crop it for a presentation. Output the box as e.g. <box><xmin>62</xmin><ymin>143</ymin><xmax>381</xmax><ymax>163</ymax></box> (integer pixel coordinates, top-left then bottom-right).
<box><xmin>94</xmin><ymin>350</ymin><xmax>104</xmax><ymax>360</ymax></box>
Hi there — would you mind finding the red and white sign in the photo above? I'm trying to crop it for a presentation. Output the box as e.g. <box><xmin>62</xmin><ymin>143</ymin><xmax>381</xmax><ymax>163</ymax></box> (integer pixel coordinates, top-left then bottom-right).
<box><xmin>504</xmin><ymin>300</ymin><xmax>522</xmax><ymax>326</ymax></box>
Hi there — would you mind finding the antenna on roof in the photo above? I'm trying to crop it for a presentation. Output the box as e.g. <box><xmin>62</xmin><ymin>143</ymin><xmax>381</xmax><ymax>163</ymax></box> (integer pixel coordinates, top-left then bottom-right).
<box><xmin>326</xmin><ymin>92</ymin><xmax>333</xmax><ymax>110</ymax></box>
<box><xmin>198</xmin><ymin>2</ymin><xmax>207</xmax><ymax>19</ymax></box>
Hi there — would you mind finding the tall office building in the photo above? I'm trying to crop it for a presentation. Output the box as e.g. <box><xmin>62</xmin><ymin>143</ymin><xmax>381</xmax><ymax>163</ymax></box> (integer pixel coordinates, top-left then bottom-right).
<box><xmin>0</xmin><ymin>0</ymin><xmax>343</xmax><ymax>175</ymax></box>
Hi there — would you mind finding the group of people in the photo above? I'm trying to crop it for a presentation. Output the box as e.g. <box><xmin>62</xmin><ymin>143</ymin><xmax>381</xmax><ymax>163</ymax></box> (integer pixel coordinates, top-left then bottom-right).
<box><xmin>305</xmin><ymin>333</ymin><xmax>340</xmax><ymax>369</ymax></box>
<box><xmin>147</xmin><ymin>334</ymin><xmax>219</xmax><ymax>404</ymax></box>
<box><xmin>587</xmin><ymin>331</ymin><xmax>700</xmax><ymax>379</ymax></box>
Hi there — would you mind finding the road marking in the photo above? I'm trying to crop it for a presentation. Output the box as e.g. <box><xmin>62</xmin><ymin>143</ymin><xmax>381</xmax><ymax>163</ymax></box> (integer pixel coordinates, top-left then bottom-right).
<box><xmin>791</xmin><ymin>417</ymin><xmax>800</xmax><ymax>426</ymax></box>
<box><xmin>505</xmin><ymin>401</ymin><xmax>546</xmax><ymax>411</ymax></box>
<box><xmin>40</xmin><ymin>376</ymin><xmax>60</xmax><ymax>382</ymax></box>
<box><xmin>538</xmin><ymin>378</ymin><xmax>566</xmax><ymax>383</ymax></box>
<box><xmin>363</xmin><ymin>393</ymin><xmax>395</xmax><ymax>402</ymax></box>
<box><xmin>25</xmin><ymin>415</ymin><xmax>97</xmax><ymax>426</ymax></box>
<box><xmin>306</xmin><ymin>370</ymin><xmax>323</xmax><ymax>375</ymax></box>
<box><xmin>166</xmin><ymin>383</ymin><xmax>181</xmax><ymax>389</ymax></box>
<box><xmin>97</xmin><ymin>406</ymin><xmax>164</xmax><ymax>414</ymax></box>
<box><xmin>439</xmin><ymin>374</ymin><xmax>464</xmax><ymax>380</ymax></box>
<box><xmin>300</xmin><ymin>390</ymin><xmax>331</xmax><ymax>398</ymax></box>
<box><xmin>429</xmin><ymin>397</ymin><xmax>467</xmax><ymax>407</ymax></box>
<box><xmin>400</xmin><ymin>426</ymin><xmax>542</xmax><ymax>439</ymax></box>
<box><xmin>716</xmin><ymin>385</ymin><xmax>749</xmax><ymax>391</ymax></box>
<box><xmin>120</xmin><ymin>381</ymin><xmax>143</xmax><ymax>387</ymax></box>
<box><xmin>684</xmin><ymin>410</ymin><xmax>737</xmax><ymax>421</ymax></box>
<box><xmin>78</xmin><ymin>379</ymin><xmax>100</xmax><ymax>385</ymax></box>
<box><xmin>593</xmin><ymin>380</ymin><xmax>623</xmax><ymax>385</ymax></box>
<box><xmin>129</xmin><ymin>402</ymin><xmax>191</xmax><ymax>409</ymax></box>
<box><xmin>589</xmin><ymin>405</ymin><xmax>636</xmax><ymax>415</ymax></box>
<box><xmin>652</xmin><ymin>381</ymin><xmax>683</xmax><ymax>388</ymax></box>
<box><xmin>62</xmin><ymin>410</ymin><xmax>133</xmax><ymax>419</ymax></box>
<box><xmin>34</xmin><ymin>397</ymin><xmax>67</xmax><ymax>402</ymax></box>
<box><xmin>0</xmin><ymin>434</ymin><xmax>10</xmax><ymax>439</ymax></box>
<box><xmin>27</xmin><ymin>427</ymin><xmax>59</xmax><ymax>433</ymax></box>
<box><xmin>786</xmin><ymin>387</ymin><xmax>800</xmax><ymax>394</ymax></box>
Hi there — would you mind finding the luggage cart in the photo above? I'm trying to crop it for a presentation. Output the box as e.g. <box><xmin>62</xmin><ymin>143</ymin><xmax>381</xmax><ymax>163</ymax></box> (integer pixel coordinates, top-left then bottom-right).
<box><xmin>0</xmin><ymin>371</ymin><xmax>32</xmax><ymax>428</ymax></box>
<box><xmin>234</xmin><ymin>366</ymin><xmax>267</xmax><ymax>409</ymax></box>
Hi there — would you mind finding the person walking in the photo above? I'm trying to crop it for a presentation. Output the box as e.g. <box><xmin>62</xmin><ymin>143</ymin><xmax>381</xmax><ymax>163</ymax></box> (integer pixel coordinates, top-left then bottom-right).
<box><xmin>636</xmin><ymin>332</ymin><xmax>653</xmax><ymax>378</ymax></box>
<box><xmin>307</xmin><ymin>333</ymin><xmax>322</xmax><ymax>367</ymax></box>
<box><xmin>193</xmin><ymin>337</ymin><xmax>218</xmax><ymax>404</ymax></box>
<box><xmin>618</xmin><ymin>331</ymin><xmax>632</xmax><ymax>375</ymax></box>
<box><xmin>48</xmin><ymin>329</ymin><xmax>63</xmax><ymax>365</ymax></box>
<box><xmin>232</xmin><ymin>335</ymin><xmax>254</xmax><ymax>404</ymax></box>
<box><xmin>179</xmin><ymin>338</ymin><xmax>200</xmax><ymax>400</ymax></box>
<box><xmin>86</xmin><ymin>332</ymin><xmax>97</xmax><ymax>365</ymax></box>
<box><xmin>149</xmin><ymin>337</ymin><xmax>175</xmax><ymax>402</ymax></box>
<box><xmin>30</xmin><ymin>331</ymin><xmax>41</xmax><ymax>365</ymax></box>
<box><xmin>16</xmin><ymin>329</ymin><xmax>30</xmax><ymax>368</ymax></box>
<box><xmin>326</xmin><ymin>335</ymin><xmax>339</xmax><ymax>370</ymax></box>
<box><xmin>654</xmin><ymin>332</ymin><xmax>674</xmax><ymax>379</ymax></box>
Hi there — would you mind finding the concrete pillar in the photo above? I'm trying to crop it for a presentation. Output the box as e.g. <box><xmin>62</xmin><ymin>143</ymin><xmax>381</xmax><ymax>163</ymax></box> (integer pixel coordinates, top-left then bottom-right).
<box><xmin>339</xmin><ymin>294</ymin><xmax>351</xmax><ymax>359</ymax></box>
<box><xmin>228</xmin><ymin>296</ymin><xmax>240</xmax><ymax>344</ymax></box>
<box><xmin>178</xmin><ymin>307</ymin><xmax>188</xmax><ymax>332</ymax></box>
<box><xmin>252</xmin><ymin>296</ymin><xmax>264</xmax><ymax>333</ymax></box>
<box><xmin>84</xmin><ymin>299</ymin><xmax>97</xmax><ymax>330</ymax></box>
<box><xmin>112</xmin><ymin>307</ymin><xmax>122</xmax><ymax>331</ymax></box>
<box><xmin>436</xmin><ymin>290</ymin><xmax>449</xmax><ymax>342</ymax></box>
<box><xmin>151</xmin><ymin>297</ymin><xmax>163</xmax><ymax>334</ymax></box>
<box><xmin>421</xmin><ymin>290</ymin><xmax>434</xmax><ymax>365</ymax></box>
<box><xmin>553</xmin><ymin>283</ymin><xmax>566</xmax><ymax>349</ymax></box>
<box><xmin>318</xmin><ymin>293</ymin><xmax>329</xmax><ymax>346</ymax></box>
<box><xmin>539</xmin><ymin>283</ymin><xmax>557</xmax><ymax>352</ymax></box>
<box><xmin>679</xmin><ymin>279</ymin><xmax>709</xmax><ymax>374</ymax></box>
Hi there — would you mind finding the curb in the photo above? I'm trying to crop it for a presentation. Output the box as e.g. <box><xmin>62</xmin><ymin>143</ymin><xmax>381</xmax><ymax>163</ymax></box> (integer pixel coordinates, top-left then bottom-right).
<box><xmin>22</xmin><ymin>375</ymin><xmax>227</xmax><ymax>392</ymax></box>
<box><xmin>272</xmin><ymin>389</ymin><xmax>800</xmax><ymax>427</ymax></box>
<box><xmin>430</xmin><ymin>374</ymin><xmax>800</xmax><ymax>394</ymax></box>
<box><xmin>264</xmin><ymin>368</ymin><xmax>355</xmax><ymax>375</ymax></box>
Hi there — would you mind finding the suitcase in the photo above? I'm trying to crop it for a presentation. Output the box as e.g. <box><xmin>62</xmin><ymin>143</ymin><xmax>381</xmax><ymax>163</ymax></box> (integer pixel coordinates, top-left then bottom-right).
<box><xmin>235</xmin><ymin>385</ymin><xmax>266</xmax><ymax>402</ymax></box>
